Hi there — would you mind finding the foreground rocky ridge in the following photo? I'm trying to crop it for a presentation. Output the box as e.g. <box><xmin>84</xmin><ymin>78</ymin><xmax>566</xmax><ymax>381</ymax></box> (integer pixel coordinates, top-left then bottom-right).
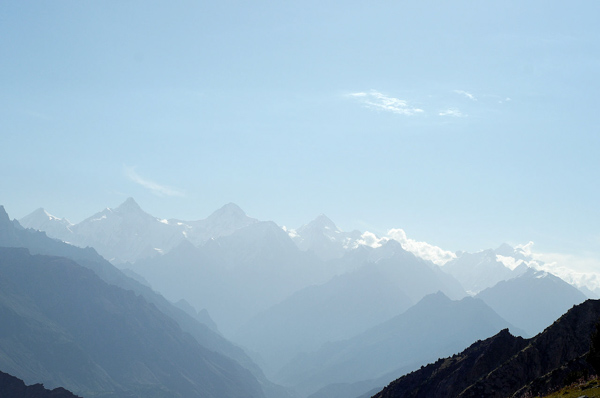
<box><xmin>0</xmin><ymin>370</ymin><xmax>81</xmax><ymax>398</ymax></box>
<box><xmin>372</xmin><ymin>299</ymin><xmax>600</xmax><ymax>398</ymax></box>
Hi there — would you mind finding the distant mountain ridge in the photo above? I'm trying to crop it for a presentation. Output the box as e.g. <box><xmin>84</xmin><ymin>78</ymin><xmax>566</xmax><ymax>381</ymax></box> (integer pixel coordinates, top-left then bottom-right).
<box><xmin>19</xmin><ymin>198</ymin><xmax>258</xmax><ymax>264</ymax></box>
<box><xmin>476</xmin><ymin>267</ymin><xmax>587</xmax><ymax>336</ymax></box>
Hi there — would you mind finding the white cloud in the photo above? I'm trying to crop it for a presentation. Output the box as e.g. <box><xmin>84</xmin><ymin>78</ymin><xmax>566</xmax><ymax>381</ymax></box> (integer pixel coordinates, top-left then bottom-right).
<box><xmin>387</xmin><ymin>228</ymin><xmax>457</xmax><ymax>265</ymax></box>
<box><xmin>356</xmin><ymin>231</ymin><xmax>385</xmax><ymax>248</ymax></box>
<box><xmin>438</xmin><ymin>108</ymin><xmax>466</xmax><ymax>117</ymax></box>
<box><xmin>349</xmin><ymin>90</ymin><xmax>424</xmax><ymax>116</ymax></box>
<box><xmin>124</xmin><ymin>166</ymin><xmax>185</xmax><ymax>197</ymax></box>
<box><xmin>454</xmin><ymin>90</ymin><xmax>477</xmax><ymax>101</ymax></box>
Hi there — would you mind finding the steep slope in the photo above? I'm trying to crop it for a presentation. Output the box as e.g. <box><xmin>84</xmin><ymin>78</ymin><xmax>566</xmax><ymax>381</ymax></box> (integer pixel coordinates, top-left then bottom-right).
<box><xmin>0</xmin><ymin>247</ymin><xmax>265</xmax><ymax>398</ymax></box>
<box><xmin>371</xmin><ymin>299</ymin><xmax>600</xmax><ymax>398</ymax></box>
<box><xmin>476</xmin><ymin>268</ymin><xmax>587</xmax><ymax>336</ymax></box>
<box><xmin>1</xmin><ymin>205</ymin><xmax>285</xmax><ymax>398</ymax></box>
<box><xmin>0</xmin><ymin>370</ymin><xmax>81</xmax><ymax>398</ymax></box>
<box><xmin>275</xmin><ymin>292</ymin><xmax>514</xmax><ymax>397</ymax></box>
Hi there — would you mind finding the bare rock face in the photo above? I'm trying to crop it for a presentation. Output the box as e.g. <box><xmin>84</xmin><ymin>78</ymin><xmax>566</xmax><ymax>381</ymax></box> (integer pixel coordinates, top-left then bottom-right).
<box><xmin>372</xmin><ymin>300</ymin><xmax>600</xmax><ymax>398</ymax></box>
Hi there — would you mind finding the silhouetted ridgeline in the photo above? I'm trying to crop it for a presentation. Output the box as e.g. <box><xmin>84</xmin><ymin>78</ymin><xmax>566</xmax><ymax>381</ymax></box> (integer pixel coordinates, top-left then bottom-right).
<box><xmin>0</xmin><ymin>370</ymin><xmax>81</xmax><ymax>398</ymax></box>
<box><xmin>371</xmin><ymin>299</ymin><xmax>600</xmax><ymax>398</ymax></box>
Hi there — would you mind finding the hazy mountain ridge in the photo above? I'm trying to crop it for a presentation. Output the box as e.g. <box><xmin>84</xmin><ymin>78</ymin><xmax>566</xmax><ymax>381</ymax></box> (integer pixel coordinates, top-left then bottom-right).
<box><xmin>274</xmin><ymin>292</ymin><xmax>519</xmax><ymax>397</ymax></box>
<box><xmin>20</xmin><ymin>198</ymin><xmax>596</xmax><ymax>299</ymax></box>
<box><xmin>371</xmin><ymin>299</ymin><xmax>600</xmax><ymax>398</ymax></box>
<box><xmin>129</xmin><ymin>221</ymin><xmax>331</xmax><ymax>334</ymax></box>
<box><xmin>475</xmin><ymin>268</ymin><xmax>588</xmax><ymax>336</ymax></box>
<box><xmin>19</xmin><ymin>199</ymin><xmax>258</xmax><ymax>264</ymax></box>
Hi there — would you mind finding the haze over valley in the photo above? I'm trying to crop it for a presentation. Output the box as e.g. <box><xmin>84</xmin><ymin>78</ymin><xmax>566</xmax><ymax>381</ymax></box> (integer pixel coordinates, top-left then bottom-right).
<box><xmin>2</xmin><ymin>1</ymin><xmax>599</xmax><ymax>397</ymax></box>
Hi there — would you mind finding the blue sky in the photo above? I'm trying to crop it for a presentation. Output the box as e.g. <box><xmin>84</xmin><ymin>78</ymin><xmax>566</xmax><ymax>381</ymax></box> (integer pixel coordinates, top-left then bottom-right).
<box><xmin>1</xmin><ymin>1</ymin><xmax>599</xmax><ymax>265</ymax></box>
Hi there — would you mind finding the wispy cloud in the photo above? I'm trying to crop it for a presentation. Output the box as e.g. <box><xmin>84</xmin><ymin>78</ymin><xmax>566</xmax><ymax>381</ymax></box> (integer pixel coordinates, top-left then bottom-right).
<box><xmin>454</xmin><ymin>90</ymin><xmax>477</xmax><ymax>101</ymax></box>
<box><xmin>349</xmin><ymin>90</ymin><xmax>424</xmax><ymax>116</ymax></box>
<box><xmin>124</xmin><ymin>166</ymin><xmax>185</xmax><ymax>197</ymax></box>
<box><xmin>438</xmin><ymin>108</ymin><xmax>466</xmax><ymax>117</ymax></box>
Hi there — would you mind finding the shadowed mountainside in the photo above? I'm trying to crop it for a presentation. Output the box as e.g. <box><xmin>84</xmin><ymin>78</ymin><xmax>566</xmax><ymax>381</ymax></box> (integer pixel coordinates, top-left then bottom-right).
<box><xmin>0</xmin><ymin>205</ymin><xmax>286</xmax><ymax>398</ymax></box>
<box><xmin>0</xmin><ymin>247</ymin><xmax>265</xmax><ymax>398</ymax></box>
<box><xmin>0</xmin><ymin>370</ymin><xmax>82</xmax><ymax>398</ymax></box>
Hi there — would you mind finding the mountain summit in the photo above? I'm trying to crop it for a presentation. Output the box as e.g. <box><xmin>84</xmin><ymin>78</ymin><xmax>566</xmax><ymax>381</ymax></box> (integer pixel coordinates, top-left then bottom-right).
<box><xmin>114</xmin><ymin>196</ymin><xmax>143</xmax><ymax>213</ymax></box>
<box><xmin>289</xmin><ymin>214</ymin><xmax>362</xmax><ymax>260</ymax></box>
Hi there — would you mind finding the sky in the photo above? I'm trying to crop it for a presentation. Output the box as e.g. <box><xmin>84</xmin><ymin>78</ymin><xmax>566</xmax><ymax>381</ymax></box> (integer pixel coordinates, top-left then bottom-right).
<box><xmin>1</xmin><ymin>1</ymin><xmax>599</xmax><ymax>271</ymax></box>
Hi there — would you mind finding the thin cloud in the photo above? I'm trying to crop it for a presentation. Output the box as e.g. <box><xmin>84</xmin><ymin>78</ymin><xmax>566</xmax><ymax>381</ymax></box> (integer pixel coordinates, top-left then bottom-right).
<box><xmin>438</xmin><ymin>108</ymin><xmax>466</xmax><ymax>117</ymax></box>
<box><xmin>349</xmin><ymin>90</ymin><xmax>424</xmax><ymax>116</ymax></box>
<box><xmin>454</xmin><ymin>90</ymin><xmax>477</xmax><ymax>101</ymax></box>
<box><xmin>124</xmin><ymin>166</ymin><xmax>185</xmax><ymax>197</ymax></box>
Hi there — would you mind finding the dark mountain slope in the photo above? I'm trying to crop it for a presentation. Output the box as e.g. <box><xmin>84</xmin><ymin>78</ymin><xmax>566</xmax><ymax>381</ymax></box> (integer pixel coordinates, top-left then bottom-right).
<box><xmin>372</xmin><ymin>299</ymin><xmax>600</xmax><ymax>398</ymax></box>
<box><xmin>0</xmin><ymin>247</ymin><xmax>264</xmax><ymax>398</ymax></box>
<box><xmin>0</xmin><ymin>370</ymin><xmax>81</xmax><ymax>398</ymax></box>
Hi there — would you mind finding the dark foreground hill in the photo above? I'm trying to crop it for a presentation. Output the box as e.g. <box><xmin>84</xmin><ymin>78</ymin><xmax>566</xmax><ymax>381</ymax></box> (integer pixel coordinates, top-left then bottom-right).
<box><xmin>0</xmin><ymin>247</ymin><xmax>265</xmax><ymax>398</ymax></box>
<box><xmin>371</xmin><ymin>299</ymin><xmax>600</xmax><ymax>398</ymax></box>
<box><xmin>0</xmin><ymin>205</ymin><xmax>286</xmax><ymax>398</ymax></box>
<box><xmin>0</xmin><ymin>370</ymin><xmax>81</xmax><ymax>398</ymax></box>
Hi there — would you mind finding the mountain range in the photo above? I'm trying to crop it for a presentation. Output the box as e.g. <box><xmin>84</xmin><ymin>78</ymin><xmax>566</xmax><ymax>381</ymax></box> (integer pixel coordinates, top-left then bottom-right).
<box><xmin>19</xmin><ymin>199</ymin><xmax>257</xmax><ymax>264</ymax></box>
<box><xmin>9</xmin><ymin>198</ymin><xmax>599</xmax><ymax>398</ymax></box>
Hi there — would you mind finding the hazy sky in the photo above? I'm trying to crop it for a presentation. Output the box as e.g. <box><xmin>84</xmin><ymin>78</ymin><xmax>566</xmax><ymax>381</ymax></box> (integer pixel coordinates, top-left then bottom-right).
<box><xmin>2</xmin><ymin>2</ymin><xmax>599</xmax><ymax>263</ymax></box>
